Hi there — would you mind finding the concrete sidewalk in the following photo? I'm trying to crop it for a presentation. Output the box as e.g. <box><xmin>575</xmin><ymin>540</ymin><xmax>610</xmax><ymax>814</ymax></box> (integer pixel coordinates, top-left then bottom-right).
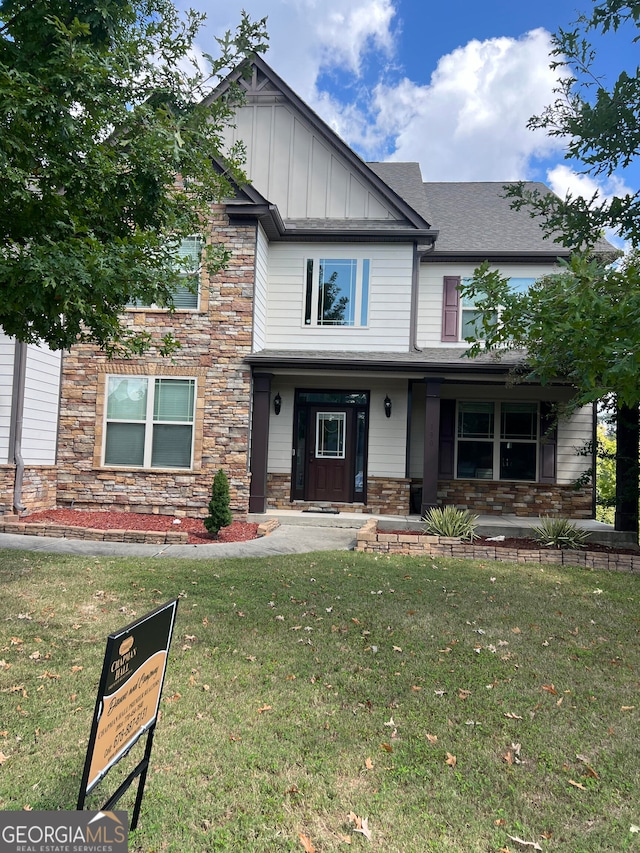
<box><xmin>0</xmin><ymin>522</ymin><xmax>359</xmax><ymax>559</ymax></box>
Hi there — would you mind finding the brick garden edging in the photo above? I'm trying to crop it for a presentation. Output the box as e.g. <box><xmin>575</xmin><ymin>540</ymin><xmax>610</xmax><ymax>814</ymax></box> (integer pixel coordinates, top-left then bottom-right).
<box><xmin>355</xmin><ymin>519</ymin><xmax>640</xmax><ymax>573</ymax></box>
<box><xmin>0</xmin><ymin>517</ymin><xmax>279</xmax><ymax>545</ymax></box>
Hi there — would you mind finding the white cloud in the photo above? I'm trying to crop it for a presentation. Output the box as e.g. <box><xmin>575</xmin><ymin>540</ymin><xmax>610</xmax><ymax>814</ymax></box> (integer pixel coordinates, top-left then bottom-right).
<box><xmin>546</xmin><ymin>164</ymin><xmax>634</xmax><ymax>250</ymax></box>
<box><xmin>370</xmin><ymin>28</ymin><xmax>566</xmax><ymax>179</ymax></box>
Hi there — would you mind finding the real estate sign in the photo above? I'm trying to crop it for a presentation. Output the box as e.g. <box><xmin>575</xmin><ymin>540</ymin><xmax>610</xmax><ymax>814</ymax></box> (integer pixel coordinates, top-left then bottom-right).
<box><xmin>80</xmin><ymin>599</ymin><xmax>178</xmax><ymax>796</ymax></box>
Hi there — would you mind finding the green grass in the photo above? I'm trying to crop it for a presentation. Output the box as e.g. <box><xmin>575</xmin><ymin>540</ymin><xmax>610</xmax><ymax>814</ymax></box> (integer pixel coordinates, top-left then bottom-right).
<box><xmin>1</xmin><ymin>547</ymin><xmax>640</xmax><ymax>852</ymax></box>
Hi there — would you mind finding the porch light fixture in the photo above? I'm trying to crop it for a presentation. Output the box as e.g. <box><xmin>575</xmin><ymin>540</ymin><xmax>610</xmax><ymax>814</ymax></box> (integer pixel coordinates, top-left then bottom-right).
<box><xmin>274</xmin><ymin>393</ymin><xmax>282</xmax><ymax>415</ymax></box>
<box><xmin>384</xmin><ymin>395</ymin><xmax>392</xmax><ymax>418</ymax></box>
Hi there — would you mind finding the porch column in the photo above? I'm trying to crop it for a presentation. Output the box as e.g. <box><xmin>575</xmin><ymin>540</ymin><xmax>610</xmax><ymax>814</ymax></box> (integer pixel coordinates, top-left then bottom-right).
<box><xmin>615</xmin><ymin>401</ymin><xmax>639</xmax><ymax>536</ymax></box>
<box><xmin>420</xmin><ymin>378</ymin><xmax>442</xmax><ymax>516</ymax></box>
<box><xmin>249</xmin><ymin>372</ymin><xmax>273</xmax><ymax>513</ymax></box>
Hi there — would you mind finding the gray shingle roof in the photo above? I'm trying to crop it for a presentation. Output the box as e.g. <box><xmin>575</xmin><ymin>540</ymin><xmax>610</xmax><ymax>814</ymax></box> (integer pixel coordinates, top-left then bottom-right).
<box><xmin>423</xmin><ymin>181</ymin><xmax>568</xmax><ymax>255</ymax></box>
<box><xmin>246</xmin><ymin>348</ymin><xmax>525</xmax><ymax>372</ymax></box>
<box><xmin>367</xmin><ymin>162</ymin><xmax>435</xmax><ymax>226</ymax></box>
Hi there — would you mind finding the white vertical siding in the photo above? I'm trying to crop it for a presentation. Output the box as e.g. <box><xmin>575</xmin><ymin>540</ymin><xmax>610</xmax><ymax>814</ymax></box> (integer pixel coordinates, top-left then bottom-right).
<box><xmin>223</xmin><ymin>101</ymin><xmax>402</xmax><ymax>222</ymax></box>
<box><xmin>22</xmin><ymin>344</ymin><xmax>61</xmax><ymax>465</ymax></box>
<box><xmin>0</xmin><ymin>333</ymin><xmax>15</xmax><ymax>464</ymax></box>
<box><xmin>252</xmin><ymin>224</ymin><xmax>269</xmax><ymax>352</ymax></box>
<box><xmin>265</xmin><ymin>242</ymin><xmax>414</xmax><ymax>352</ymax></box>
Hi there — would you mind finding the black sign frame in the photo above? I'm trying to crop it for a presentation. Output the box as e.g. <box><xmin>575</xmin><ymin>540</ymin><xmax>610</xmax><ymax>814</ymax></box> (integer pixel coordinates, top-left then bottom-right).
<box><xmin>77</xmin><ymin>598</ymin><xmax>178</xmax><ymax>830</ymax></box>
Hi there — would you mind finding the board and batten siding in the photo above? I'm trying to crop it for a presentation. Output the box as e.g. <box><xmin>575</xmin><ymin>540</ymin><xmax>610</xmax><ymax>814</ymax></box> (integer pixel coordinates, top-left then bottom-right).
<box><xmin>266</xmin><ymin>375</ymin><xmax>408</xmax><ymax>480</ymax></box>
<box><xmin>0</xmin><ymin>333</ymin><xmax>15</xmax><ymax>463</ymax></box>
<box><xmin>226</xmin><ymin>102</ymin><xmax>400</xmax><ymax>222</ymax></box>
<box><xmin>252</xmin><ymin>224</ymin><xmax>269</xmax><ymax>352</ymax></box>
<box><xmin>265</xmin><ymin>243</ymin><xmax>414</xmax><ymax>352</ymax></box>
<box><xmin>417</xmin><ymin>262</ymin><xmax>560</xmax><ymax>348</ymax></box>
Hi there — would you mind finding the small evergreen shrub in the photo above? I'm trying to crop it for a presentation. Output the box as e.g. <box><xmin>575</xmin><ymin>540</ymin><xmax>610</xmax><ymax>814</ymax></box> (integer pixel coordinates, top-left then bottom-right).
<box><xmin>531</xmin><ymin>517</ymin><xmax>591</xmax><ymax>549</ymax></box>
<box><xmin>204</xmin><ymin>469</ymin><xmax>233</xmax><ymax>536</ymax></box>
<box><xmin>422</xmin><ymin>505</ymin><xmax>479</xmax><ymax>542</ymax></box>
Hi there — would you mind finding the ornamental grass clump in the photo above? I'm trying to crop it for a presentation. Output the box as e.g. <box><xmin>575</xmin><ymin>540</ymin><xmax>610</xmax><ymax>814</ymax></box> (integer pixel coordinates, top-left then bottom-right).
<box><xmin>531</xmin><ymin>516</ymin><xmax>591</xmax><ymax>549</ymax></box>
<box><xmin>422</xmin><ymin>505</ymin><xmax>479</xmax><ymax>542</ymax></box>
<box><xmin>204</xmin><ymin>468</ymin><xmax>233</xmax><ymax>537</ymax></box>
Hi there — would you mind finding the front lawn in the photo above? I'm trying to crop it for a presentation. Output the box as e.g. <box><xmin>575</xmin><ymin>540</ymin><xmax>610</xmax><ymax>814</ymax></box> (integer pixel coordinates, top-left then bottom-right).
<box><xmin>1</xmin><ymin>548</ymin><xmax>639</xmax><ymax>852</ymax></box>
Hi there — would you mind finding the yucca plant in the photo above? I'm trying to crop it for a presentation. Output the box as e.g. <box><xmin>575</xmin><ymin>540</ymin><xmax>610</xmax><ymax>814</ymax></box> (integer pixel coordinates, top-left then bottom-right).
<box><xmin>422</xmin><ymin>505</ymin><xmax>479</xmax><ymax>541</ymax></box>
<box><xmin>531</xmin><ymin>517</ymin><xmax>591</xmax><ymax>549</ymax></box>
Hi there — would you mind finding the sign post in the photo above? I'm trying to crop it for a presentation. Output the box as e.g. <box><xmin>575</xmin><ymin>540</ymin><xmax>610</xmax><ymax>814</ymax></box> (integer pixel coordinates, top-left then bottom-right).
<box><xmin>78</xmin><ymin>599</ymin><xmax>178</xmax><ymax>830</ymax></box>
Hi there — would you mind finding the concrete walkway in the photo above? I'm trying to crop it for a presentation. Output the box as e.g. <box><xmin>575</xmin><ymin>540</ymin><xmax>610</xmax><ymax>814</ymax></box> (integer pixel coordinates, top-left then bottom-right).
<box><xmin>0</xmin><ymin>509</ymin><xmax>632</xmax><ymax>559</ymax></box>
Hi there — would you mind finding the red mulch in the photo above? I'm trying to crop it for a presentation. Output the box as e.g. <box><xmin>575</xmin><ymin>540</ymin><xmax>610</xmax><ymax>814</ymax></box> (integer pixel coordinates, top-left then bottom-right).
<box><xmin>23</xmin><ymin>509</ymin><xmax>259</xmax><ymax>545</ymax></box>
<box><xmin>384</xmin><ymin>530</ymin><xmax>639</xmax><ymax>555</ymax></box>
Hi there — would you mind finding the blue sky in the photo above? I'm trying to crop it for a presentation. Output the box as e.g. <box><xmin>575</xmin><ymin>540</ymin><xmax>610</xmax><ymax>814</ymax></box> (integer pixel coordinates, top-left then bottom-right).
<box><xmin>179</xmin><ymin>0</ymin><xmax>637</xmax><ymax>241</ymax></box>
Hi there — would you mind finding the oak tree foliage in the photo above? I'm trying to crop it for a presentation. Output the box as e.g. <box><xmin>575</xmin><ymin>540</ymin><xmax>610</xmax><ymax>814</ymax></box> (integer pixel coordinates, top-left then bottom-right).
<box><xmin>0</xmin><ymin>0</ymin><xmax>267</xmax><ymax>354</ymax></box>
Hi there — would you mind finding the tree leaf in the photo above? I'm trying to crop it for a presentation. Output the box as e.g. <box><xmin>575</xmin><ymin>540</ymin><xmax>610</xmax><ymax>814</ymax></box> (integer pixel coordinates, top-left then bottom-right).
<box><xmin>445</xmin><ymin>752</ymin><xmax>457</xmax><ymax>767</ymax></box>
<box><xmin>298</xmin><ymin>833</ymin><xmax>315</xmax><ymax>852</ymax></box>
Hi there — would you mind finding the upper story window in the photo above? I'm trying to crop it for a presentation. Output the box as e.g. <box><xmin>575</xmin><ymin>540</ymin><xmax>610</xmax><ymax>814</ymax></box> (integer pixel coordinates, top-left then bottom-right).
<box><xmin>128</xmin><ymin>236</ymin><xmax>202</xmax><ymax>311</ymax></box>
<box><xmin>442</xmin><ymin>276</ymin><xmax>535</xmax><ymax>342</ymax></box>
<box><xmin>104</xmin><ymin>376</ymin><xmax>195</xmax><ymax>469</ymax></box>
<box><xmin>304</xmin><ymin>258</ymin><xmax>370</xmax><ymax>327</ymax></box>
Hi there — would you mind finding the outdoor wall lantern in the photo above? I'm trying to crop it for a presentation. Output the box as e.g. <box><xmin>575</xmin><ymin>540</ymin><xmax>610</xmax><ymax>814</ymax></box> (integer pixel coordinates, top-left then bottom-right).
<box><xmin>384</xmin><ymin>395</ymin><xmax>392</xmax><ymax>418</ymax></box>
<box><xmin>274</xmin><ymin>393</ymin><xmax>282</xmax><ymax>416</ymax></box>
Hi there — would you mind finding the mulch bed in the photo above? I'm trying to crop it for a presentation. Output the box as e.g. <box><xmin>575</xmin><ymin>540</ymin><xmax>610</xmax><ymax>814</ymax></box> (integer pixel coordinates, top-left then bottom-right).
<box><xmin>23</xmin><ymin>510</ymin><xmax>259</xmax><ymax>545</ymax></box>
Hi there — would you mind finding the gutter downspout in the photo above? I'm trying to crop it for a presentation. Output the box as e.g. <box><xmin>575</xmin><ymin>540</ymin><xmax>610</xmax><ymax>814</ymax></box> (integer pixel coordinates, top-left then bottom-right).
<box><xmin>410</xmin><ymin>240</ymin><xmax>436</xmax><ymax>352</ymax></box>
<box><xmin>8</xmin><ymin>340</ymin><xmax>27</xmax><ymax>513</ymax></box>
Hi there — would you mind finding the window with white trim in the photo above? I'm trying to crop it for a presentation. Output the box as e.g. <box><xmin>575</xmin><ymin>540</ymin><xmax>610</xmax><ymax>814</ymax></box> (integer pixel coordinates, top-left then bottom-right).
<box><xmin>456</xmin><ymin>401</ymin><xmax>538</xmax><ymax>481</ymax></box>
<box><xmin>128</xmin><ymin>236</ymin><xmax>202</xmax><ymax>310</ymax></box>
<box><xmin>104</xmin><ymin>376</ymin><xmax>195</xmax><ymax>468</ymax></box>
<box><xmin>304</xmin><ymin>258</ymin><xmax>370</xmax><ymax>327</ymax></box>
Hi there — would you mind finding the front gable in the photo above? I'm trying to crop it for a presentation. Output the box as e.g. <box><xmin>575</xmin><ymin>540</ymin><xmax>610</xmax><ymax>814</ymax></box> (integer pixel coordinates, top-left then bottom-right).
<box><xmin>215</xmin><ymin>59</ymin><xmax>433</xmax><ymax>237</ymax></box>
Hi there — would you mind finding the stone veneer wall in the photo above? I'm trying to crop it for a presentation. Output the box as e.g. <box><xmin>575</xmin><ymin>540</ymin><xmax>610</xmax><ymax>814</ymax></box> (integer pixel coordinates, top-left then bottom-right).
<box><xmin>56</xmin><ymin>207</ymin><xmax>256</xmax><ymax>518</ymax></box>
<box><xmin>436</xmin><ymin>480</ymin><xmax>593</xmax><ymax>518</ymax></box>
<box><xmin>0</xmin><ymin>465</ymin><xmax>57</xmax><ymax>515</ymax></box>
<box><xmin>266</xmin><ymin>473</ymin><xmax>411</xmax><ymax>515</ymax></box>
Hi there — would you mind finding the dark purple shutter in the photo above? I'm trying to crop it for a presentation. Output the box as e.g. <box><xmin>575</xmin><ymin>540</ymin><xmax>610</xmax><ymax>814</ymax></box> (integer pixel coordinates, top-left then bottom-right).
<box><xmin>539</xmin><ymin>402</ymin><xmax>557</xmax><ymax>483</ymax></box>
<box><xmin>441</xmin><ymin>276</ymin><xmax>460</xmax><ymax>341</ymax></box>
<box><xmin>438</xmin><ymin>398</ymin><xmax>456</xmax><ymax>478</ymax></box>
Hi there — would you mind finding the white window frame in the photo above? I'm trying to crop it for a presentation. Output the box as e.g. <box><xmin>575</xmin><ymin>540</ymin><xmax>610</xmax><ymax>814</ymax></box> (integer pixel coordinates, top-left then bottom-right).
<box><xmin>304</xmin><ymin>256</ymin><xmax>370</xmax><ymax>328</ymax></box>
<box><xmin>103</xmin><ymin>376</ymin><xmax>196</xmax><ymax>469</ymax></box>
<box><xmin>455</xmin><ymin>401</ymin><xmax>539</xmax><ymax>482</ymax></box>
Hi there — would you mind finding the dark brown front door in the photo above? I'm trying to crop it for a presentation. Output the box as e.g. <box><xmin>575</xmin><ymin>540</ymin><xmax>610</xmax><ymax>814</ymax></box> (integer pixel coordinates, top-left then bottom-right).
<box><xmin>306</xmin><ymin>407</ymin><xmax>354</xmax><ymax>502</ymax></box>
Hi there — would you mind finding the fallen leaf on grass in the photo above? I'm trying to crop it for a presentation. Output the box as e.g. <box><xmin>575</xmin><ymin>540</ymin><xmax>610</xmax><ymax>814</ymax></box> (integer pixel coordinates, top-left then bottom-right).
<box><xmin>0</xmin><ymin>752</ymin><xmax>8</xmax><ymax>765</ymax></box>
<box><xmin>542</xmin><ymin>684</ymin><xmax>558</xmax><ymax>695</ymax></box>
<box><xmin>569</xmin><ymin>779</ymin><xmax>587</xmax><ymax>790</ymax></box>
<box><xmin>621</xmin><ymin>706</ymin><xmax>635</xmax><ymax>711</ymax></box>
<box><xmin>630</xmin><ymin>825</ymin><xmax>640</xmax><ymax>834</ymax></box>
<box><xmin>445</xmin><ymin>752</ymin><xmax>457</xmax><ymax>767</ymax></box>
<box><xmin>337</xmin><ymin>834</ymin><xmax>352</xmax><ymax>844</ymax></box>
<box><xmin>426</xmin><ymin>733</ymin><xmax>438</xmax><ymax>744</ymax></box>
<box><xmin>70</xmin><ymin>666</ymin><xmax>83</xmax><ymax>673</ymax></box>
<box><xmin>507</xmin><ymin>835</ymin><xmax>542</xmax><ymax>851</ymax></box>
<box><xmin>380</xmin><ymin>743</ymin><xmax>393</xmax><ymax>753</ymax></box>
<box><xmin>299</xmin><ymin>833</ymin><xmax>315</xmax><ymax>852</ymax></box>
<box><xmin>257</xmin><ymin>704</ymin><xmax>272</xmax><ymax>714</ymax></box>
<box><xmin>365</xmin><ymin>757</ymin><xmax>374</xmax><ymax>770</ymax></box>
<box><xmin>458</xmin><ymin>689</ymin><xmax>471</xmax><ymax>700</ymax></box>
<box><xmin>504</xmin><ymin>712</ymin><xmax>523</xmax><ymax>720</ymax></box>
<box><xmin>347</xmin><ymin>813</ymin><xmax>372</xmax><ymax>841</ymax></box>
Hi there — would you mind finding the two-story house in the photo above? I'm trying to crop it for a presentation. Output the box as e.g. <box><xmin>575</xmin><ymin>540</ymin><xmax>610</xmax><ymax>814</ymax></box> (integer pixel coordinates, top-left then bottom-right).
<box><xmin>54</xmin><ymin>57</ymin><xmax>600</xmax><ymax>521</ymax></box>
